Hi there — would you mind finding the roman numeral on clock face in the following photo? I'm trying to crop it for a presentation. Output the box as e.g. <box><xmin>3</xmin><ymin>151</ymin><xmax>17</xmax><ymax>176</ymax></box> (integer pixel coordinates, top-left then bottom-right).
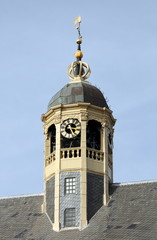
<box><xmin>60</xmin><ymin>118</ymin><xmax>81</xmax><ymax>139</ymax></box>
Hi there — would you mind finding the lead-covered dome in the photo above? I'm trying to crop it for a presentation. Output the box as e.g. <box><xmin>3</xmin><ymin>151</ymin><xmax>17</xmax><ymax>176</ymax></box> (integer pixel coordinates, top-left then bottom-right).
<box><xmin>48</xmin><ymin>82</ymin><xmax>109</xmax><ymax>110</ymax></box>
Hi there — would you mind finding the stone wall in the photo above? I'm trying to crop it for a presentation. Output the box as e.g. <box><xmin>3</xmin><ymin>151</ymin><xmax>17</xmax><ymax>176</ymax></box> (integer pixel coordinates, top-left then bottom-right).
<box><xmin>46</xmin><ymin>176</ymin><xmax>55</xmax><ymax>223</ymax></box>
<box><xmin>87</xmin><ymin>172</ymin><xmax>104</xmax><ymax>221</ymax></box>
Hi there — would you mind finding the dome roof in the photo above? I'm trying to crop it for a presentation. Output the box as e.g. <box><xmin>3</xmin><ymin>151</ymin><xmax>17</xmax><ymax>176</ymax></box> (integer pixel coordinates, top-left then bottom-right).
<box><xmin>48</xmin><ymin>82</ymin><xmax>109</xmax><ymax>110</ymax></box>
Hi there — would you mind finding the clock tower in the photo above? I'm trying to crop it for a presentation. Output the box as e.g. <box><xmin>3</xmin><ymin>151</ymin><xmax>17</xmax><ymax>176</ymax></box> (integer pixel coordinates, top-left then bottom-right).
<box><xmin>41</xmin><ymin>17</ymin><xmax>116</xmax><ymax>232</ymax></box>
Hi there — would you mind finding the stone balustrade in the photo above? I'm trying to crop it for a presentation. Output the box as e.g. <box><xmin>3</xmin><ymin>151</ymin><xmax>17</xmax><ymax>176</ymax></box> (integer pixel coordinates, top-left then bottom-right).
<box><xmin>45</xmin><ymin>152</ymin><xmax>55</xmax><ymax>166</ymax></box>
<box><xmin>45</xmin><ymin>147</ymin><xmax>103</xmax><ymax>165</ymax></box>
<box><xmin>61</xmin><ymin>148</ymin><xmax>81</xmax><ymax>159</ymax></box>
<box><xmin>86</xmin><ymin>148</ymin><xmax>104</xmax><ymax>161</ymax></box>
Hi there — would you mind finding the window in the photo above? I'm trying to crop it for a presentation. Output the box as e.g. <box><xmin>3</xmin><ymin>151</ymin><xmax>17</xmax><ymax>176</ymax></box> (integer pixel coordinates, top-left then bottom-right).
<box><xmin>86</xmin><ymin>120</ymin><xmax>101</xmax><ymax>150</ymax></box>
<box><xmin>65</xmin><ymin>177</ymin><xmax>76</xmax><ymax>194</ymax></box>
<box><xmin>64</xmin><ymin>208</ymin><xmax>76</xmax><ymax>227</ymax></box>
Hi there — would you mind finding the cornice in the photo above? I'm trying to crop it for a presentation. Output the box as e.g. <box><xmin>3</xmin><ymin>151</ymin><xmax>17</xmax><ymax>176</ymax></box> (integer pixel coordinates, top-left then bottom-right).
<box><xmin>42</xmin><ymin>103</ymin><xmax>116</xmax><ymax>127</ymax></box>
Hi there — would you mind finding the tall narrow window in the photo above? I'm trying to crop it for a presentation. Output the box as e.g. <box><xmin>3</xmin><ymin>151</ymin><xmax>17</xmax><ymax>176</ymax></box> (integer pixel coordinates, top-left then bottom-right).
<box><xmin>65</xmin><ymin>177</ymin><xmax>76</xmax><ymax>194</ymax></box>
<box><xmin>64</xmin><ymin>208</ymin><xmax>76</xmax><ymax>227</ymax></box>
<box><xmin>48</xmin><ymin>125</ymin><xmax>56</xmax><ymax>153</ymax></box>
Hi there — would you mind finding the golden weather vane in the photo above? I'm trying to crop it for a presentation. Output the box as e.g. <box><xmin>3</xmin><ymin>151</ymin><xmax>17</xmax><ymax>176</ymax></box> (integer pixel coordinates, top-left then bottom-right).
<box><xmin>73</xmin><ymin>16</ymin><xmax>83</xmax><ymax>61</ymax></box>
<box><xmin>74</xmin><ymin>16</ymin><xmax>81</xmax><ymax>25</ymax></box>
<box><xmin>74</xmin><ymin>16</ymin><xmax>82</xmax><ymax>40</ymax></box>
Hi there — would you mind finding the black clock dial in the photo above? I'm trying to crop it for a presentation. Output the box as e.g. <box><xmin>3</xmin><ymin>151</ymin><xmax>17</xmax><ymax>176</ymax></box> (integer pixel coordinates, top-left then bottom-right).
<box><xmin>61</xmin><ymin>118</ymin><xmax>81</xmax><ymax>139</ymax></box>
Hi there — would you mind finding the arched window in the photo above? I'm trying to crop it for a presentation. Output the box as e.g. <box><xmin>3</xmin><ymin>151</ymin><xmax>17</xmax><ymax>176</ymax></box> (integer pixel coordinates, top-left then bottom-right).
<box><xmin>48</xmin><ymin>124</ymin><xmax>56</xmax><ymax>153</ymax></box>
<box><xmin>86</xmin><ymin>120</ymin><xmax>101</xmax><ymax>150</ymax></box>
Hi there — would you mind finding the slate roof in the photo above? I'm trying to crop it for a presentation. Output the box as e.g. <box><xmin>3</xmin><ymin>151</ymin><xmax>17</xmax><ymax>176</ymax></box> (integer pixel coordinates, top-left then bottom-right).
<box><xmin>0</xmin><ymin>181</ymin><xmax>157</xmax><ymax>240</ymax></box>
<box><xmin>47</xmin><ymin>82</ymin><xmax>109</xmax><ymax>110</ymax></box>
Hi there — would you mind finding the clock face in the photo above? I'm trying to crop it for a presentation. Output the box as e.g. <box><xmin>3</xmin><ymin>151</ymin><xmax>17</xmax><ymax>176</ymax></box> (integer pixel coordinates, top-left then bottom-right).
<box><xmin>61</xmin><ymin>118</ymin><xmax>81</xmax><ymax>139</ymax></box>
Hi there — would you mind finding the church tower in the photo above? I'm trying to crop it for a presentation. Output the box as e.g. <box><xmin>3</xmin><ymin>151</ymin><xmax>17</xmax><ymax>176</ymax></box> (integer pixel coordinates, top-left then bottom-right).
<box><xmin>41</xmin><ymin>17</ymin><xmax>116</xmax><ymax>232</ymax></box>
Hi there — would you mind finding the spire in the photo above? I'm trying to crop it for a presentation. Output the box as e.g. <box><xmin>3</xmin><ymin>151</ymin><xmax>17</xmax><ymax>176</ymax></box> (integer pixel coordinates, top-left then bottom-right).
<box><xmin>67</xmin><ymin>16</ymin><xmax>91</xmax><ymax>82</ymax></box>
<box><xmin>74</xmin><ymin>16</ymin><xmax>83</xmax><ymax>61</ymax></box>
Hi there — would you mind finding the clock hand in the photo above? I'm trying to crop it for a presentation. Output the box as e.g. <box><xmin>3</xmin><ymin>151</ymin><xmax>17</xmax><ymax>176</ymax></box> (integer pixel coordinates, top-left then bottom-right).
<box><xmin>67</xmin><ymin>125</ymin><xmax>75</xmax><ymax>136</ymax></box>
<box><xmin>67</xmin><ymin>126</ymin><xmax>80</xmax><ymax>130</ymax></box>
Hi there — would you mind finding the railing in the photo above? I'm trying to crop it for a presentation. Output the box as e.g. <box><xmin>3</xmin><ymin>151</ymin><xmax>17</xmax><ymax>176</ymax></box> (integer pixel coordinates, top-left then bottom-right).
<box><xmin>45</xmin><ymin>152</ymin><xmax>55</xmax><ymax>166</ymax></box>
<box><xmin>86</xmin><ymin>148</ymin><xmax>104</xmax><ymax>161</ymax></box>
<box><xmin>45</xmin><ymin>148</ymin><xmax>103</xmax><ymax>164</ymax></box>
<box><xmin>61</xmin><ymin>148</ymin><xmax>81</xmax><ymax>159</ymax></box>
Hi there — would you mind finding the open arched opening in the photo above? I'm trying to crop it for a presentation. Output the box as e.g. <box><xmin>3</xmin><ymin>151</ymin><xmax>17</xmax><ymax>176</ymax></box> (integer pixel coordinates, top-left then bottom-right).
<box><xmin>48</xmin><ymin>124</ymin><xmax>56</xmax><ymax>153</ymax></box>
<box><xmin>86</xmin><ymin>120</ymin><xmax>101</xmax><ymax>150</ymax></box>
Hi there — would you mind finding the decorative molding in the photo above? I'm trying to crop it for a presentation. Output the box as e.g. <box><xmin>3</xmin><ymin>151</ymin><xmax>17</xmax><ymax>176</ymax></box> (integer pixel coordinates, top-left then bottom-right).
<box><xmin>88</xmin><ymin>114</ymin><xmax>112</xmax><ymax>127</ymax></box>
<box><xmin>41</xmin><ymin>114</ymin><xmax>46</xmax><ymax>123</ymax></box>
<box><xmin>43</xmin><ymin>125</ymin><xmax>48</xmax><ymax>136</ymax></box>
<box><xmin>51</xmin><ymin>113</ymin><xmax>61</xmax><ymax>124</ymax></box>
<box><xmin>43</xmin><ymin>114</ymin><xmax>61</xmax><ymax>128</ymax></box>
<box><xmin>88</xmin><ymin>114</ymin><xmax>103</xmax><ymax>124</ymax></box>
<box><xmin>61</xmin><ymin>114</ymin><xmax>80</xmax><ymax>122</ymax></box>
<box><xmin>81</xmin><ymin>112</ymin><xmax>88</xmax><ymax>121</ymax></box>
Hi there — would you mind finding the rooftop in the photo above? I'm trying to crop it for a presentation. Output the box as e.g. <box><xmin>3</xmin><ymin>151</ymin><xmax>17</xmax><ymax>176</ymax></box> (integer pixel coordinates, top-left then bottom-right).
<box><xmin>1</xmin><ymin>181</ymin><xmax>157</xmax><ymax>240</ymax></box>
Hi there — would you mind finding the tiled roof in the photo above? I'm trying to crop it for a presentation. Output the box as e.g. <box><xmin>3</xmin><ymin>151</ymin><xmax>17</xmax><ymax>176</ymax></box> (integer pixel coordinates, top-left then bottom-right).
<box><xmin>0</xmin><ymin>181</ymin><xmax>157</xmax><ymax>240</ymax></box>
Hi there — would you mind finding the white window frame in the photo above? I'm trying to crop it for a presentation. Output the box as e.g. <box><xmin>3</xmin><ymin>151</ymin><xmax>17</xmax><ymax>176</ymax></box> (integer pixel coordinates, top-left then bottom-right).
<box><xmin>65</xmin><ymin>177</ymin><xmax>76</xmax><ymax>194</ymax></box>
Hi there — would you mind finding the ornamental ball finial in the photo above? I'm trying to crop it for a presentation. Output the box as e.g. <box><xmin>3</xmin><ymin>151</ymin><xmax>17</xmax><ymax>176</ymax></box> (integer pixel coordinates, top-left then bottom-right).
<box><xmin>75</xmin><ymin>50</ymin><xmax>83</xmax><ymax>59</ymax></box>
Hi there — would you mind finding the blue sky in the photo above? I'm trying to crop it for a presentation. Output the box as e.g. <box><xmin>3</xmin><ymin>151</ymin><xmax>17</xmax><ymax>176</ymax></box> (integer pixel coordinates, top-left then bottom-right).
<box><xmin>0</xmin><ymin>0</ymin><xmax>157</xmax><ymax>196</ymax></box>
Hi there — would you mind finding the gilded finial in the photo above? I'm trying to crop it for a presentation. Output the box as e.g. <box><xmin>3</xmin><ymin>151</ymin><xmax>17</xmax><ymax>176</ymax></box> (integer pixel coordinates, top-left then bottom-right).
<box><xmin>74</xmin><ymin>16</ymin><xmax>83</xmax><ymax>60</ymax></box>
<box><xmin>67</xmin><ymin>16</ymin><xmax>91</xmax><ymax>83</ymax></box>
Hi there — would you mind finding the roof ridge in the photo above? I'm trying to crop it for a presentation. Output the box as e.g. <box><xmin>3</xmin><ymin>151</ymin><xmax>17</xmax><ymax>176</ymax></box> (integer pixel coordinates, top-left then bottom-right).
<box><xmin>0</xmin><ymin>193</ymin><xmax>43</xmax><ymax>200</ymax></box>
<box><xmin>113</xmin><ymin>179</ymin><xmax>157</xmax><ymax>186</ymax></box>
